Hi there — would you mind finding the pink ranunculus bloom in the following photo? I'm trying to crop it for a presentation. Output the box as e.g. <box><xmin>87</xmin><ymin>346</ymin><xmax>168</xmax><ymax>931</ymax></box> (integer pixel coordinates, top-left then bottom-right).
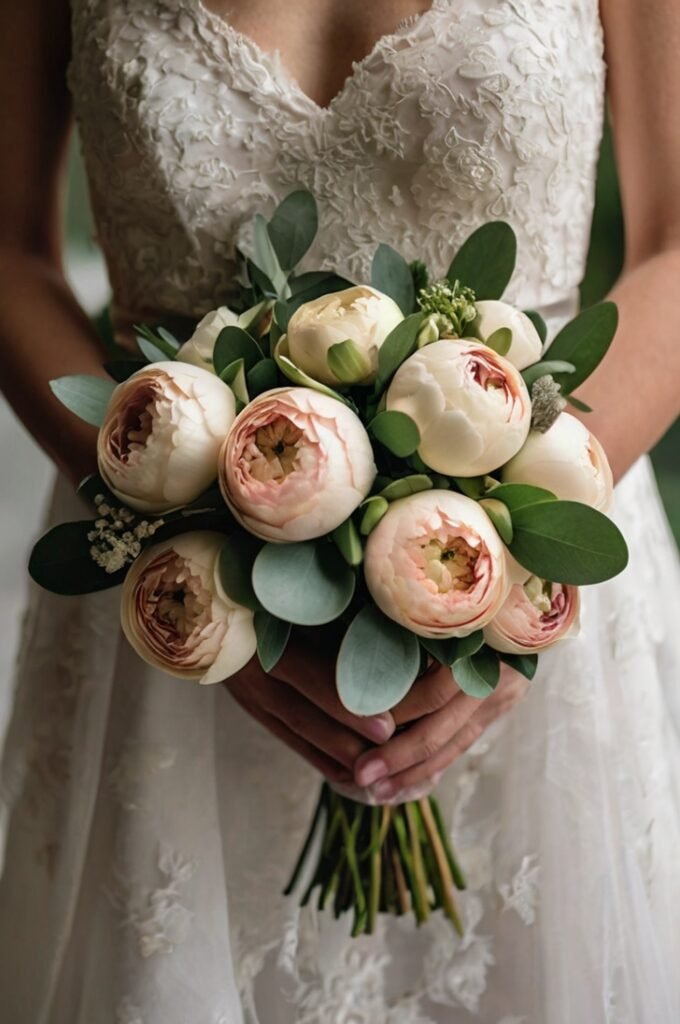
<box><xmin>120</xmin><ymin>532</ymin><xmax>256</xmax><ymax>684</ymax></box>
<box><xmin>483</xmin><ymin>576</ymin><xmax>580</xmax><ymax>655</ymax></box>
<box><xmin>219</xmin><ymin>387</ymin><xmax>376</xmax><ymax>542</ymax></box>
<box><xmin>364</xmin><ymin>490</ymin><xmax>509</xmax><ymax>639</ymax></box>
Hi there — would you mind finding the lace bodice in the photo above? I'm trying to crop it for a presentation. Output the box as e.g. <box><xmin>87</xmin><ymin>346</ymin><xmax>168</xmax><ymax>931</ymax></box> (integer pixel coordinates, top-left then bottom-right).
<box><xmin>68</xmin><ymin>0</ymin><xmax>605</xmax><ymax>338</ymax></box>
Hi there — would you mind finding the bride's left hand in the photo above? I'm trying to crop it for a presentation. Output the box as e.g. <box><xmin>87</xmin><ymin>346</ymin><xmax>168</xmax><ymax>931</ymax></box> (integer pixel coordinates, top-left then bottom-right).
<box><xmin>352</xmin><ymin>663</ymin><xmax>530</xmax><ymax>802</ymax></box>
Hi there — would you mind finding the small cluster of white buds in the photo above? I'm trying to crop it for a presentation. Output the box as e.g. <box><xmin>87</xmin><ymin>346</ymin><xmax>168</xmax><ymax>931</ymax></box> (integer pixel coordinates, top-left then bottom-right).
<box><xmin>88</xmin><ymin>495</ymin><xmax>164</xmax><ymax>574</ymax></box>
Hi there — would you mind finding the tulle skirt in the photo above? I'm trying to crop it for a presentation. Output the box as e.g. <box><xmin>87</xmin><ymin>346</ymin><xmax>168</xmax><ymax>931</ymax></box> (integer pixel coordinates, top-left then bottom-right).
<box><xmin>1</xmin><ymin>456</ymin><xmax>679</xmax><ymax>1024</ymax></box>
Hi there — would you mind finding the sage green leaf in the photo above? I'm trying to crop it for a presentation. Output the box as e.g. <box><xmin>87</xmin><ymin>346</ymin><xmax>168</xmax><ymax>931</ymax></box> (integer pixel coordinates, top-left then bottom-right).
<box><xmin>567</xmin><ymin>394</ymin><xmax>593</xmax><ymax>413</ymax></box>
<box><xmin>135</xmin><ymin>323</ymin><xmax>180</xmax><ymax>361</ymax></box>
<box><xmin>247</xmin><ymin>358</ymin><xmax>279</xmax><ymax>397</ymax></box>
<box><xmin>252</xmin><ymin>541</ymin><xmax>356</xmax><ymax>625</ymax></box>
<box><xmin>336</xmin><ymin>605</ymin><xmax>421</xmax><ymax>716</ymax></box>
<box><xmin>219</xmin><ymin>358</ymin><xmax>249</xmax><ymax>406</ymax></box>
<box><xmin>542</xmin><ymin>301</ymin><xmax>618</xmax><ymax>393</ymax></box>
<box><xmin>253</xmin><ymin>213</ymin><xmax>289</xmax><ymax>297</ymax></box>
<box><xmin>453</xmin><ymin>647</ymin><xmax>501</xmax><ymax>698</ymax></box>
<box><xmin>371</xmin><ymin>243</ymin><xmax>416</xmax><ymax>315</ymax></box>
<box><xmin>484</xmin><ymin>327</ymin><xmax>512</xmax><ymax>357</ymax></box>
<box><xmin>446</xmin><ymin>222</ymin><xmax>517</xmax><ymax>300</ymax></box>
<box><xmin>521</xmin><ymin>360</ymin><xmax>574</xmax><ymax>390</ymax></box>
<box><xmin>49</xmin><ymin>375</ymin><xmax>116</xmax><ymax>427</ymax></box>
<box><xmin>486</xmin><ymin>483</ymin><xmax>557</xmax><ymax>514</ymax></box>
<box><xmin>217</xmin><ymin>533</ymin><xmax>262</xmax><ymax>611</ymax></box>
<box><xmin>274</xmin><ymin>299</ymin><xmax>292</xmax><ymax>332</ymax></box>
<box><xmin>379</xmin><ymin>474</ymin><xmax>433</xmax><ymax>502</ymax></box>
<box><xmin>213</xmin><ymin>326</ymin><xmax>265</xmax><ymax>376</ymax></box>
<box><xmin>331</xmin><ymin>518</ymin><xmax>364</xmax><ymax>566</ymax></box>
<box><xmin>369</xmin><ymin>410</ymin><xmax>420</xmax><ymax>457</ymax></box>
<box><xmin>523</xmin><ymin>310</ymin><xmax>548</xmax><ymax>344</ymax></box>
<box><xmin>479</xmin><ymin>498</ymin><xmax>513</xmax><ymax>544</ymax></box>
<box><xmin>266</xmin><ymin>190</ymin><xmax>318</xmax><ymax>270</ymax></box>
<box><xmin>509</xmin><ymin>500</ymin><xmax>629</xmax><ymax>584</ymax></box>
<box><xmin>375</xmin><ymin>313</ymin><xmax>424</xmax><ymax>389</ymax></box>
<box><xmin>327</xmin><ymin>339</ymin><xmax>373</xmax><ymax>384</ymax></box>
<box><xmin>247</xmin><ymin>258</ymin><xmax>277</xmax><ymax>298</ymax></box>
<box><xmin>359</xmin><ymin>496</ymin><xmax>389</xmax><ymax>535</ymax></box>
<box><xmin>29</xmin><ymin>520</ymin><xmax>126</xmax><ymax>595</ymax></box>
<box><xmin>420</xmin><ymin>630</ymin><xmax>484</xmax><ymax>667</ymax></box>
<box><xmin>499</xmin><ymin>652</ymin><xmax>539</xmax><ymax>681</ymax></box>
<box><xmin>254</xmin><ymin>610</ymin><xmax>292</xmax><ymax>672</ymax></box>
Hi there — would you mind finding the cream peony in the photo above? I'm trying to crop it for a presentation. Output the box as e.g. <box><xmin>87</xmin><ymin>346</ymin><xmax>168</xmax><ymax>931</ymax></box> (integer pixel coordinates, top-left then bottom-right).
<box><xmin>502</xmin><ymin>412</ymin><xmax>613</xmax><ymax>511</ymax></box>
<box><xmin>474</xmin><ymin>300</ymin><xmax>543</xmax><ymax>370</ymax></box>
<box><xmin>386</xmin><ymin>340</ymin><xmax>531</xmax><ymax>477</ymax></box>
<box><xmin>176</xmin><ymin>306</ymin><xmax>240</xmax><ymax>371</ymax></box>
<box><xmin>219</xmin><ymin>387</ymin><xmax>376</xmax><ymax>542</ymax></box>
<box><xmin>484</xmin><ymin>576</ymin><xmax>580</xmax><ymax>654</ymax></box>
<box><xmin>98</xmin><ymin>361</ymin><xmax>236</xmax><ymax>514</ymax></box>
<box><xmin>364</xmin><ymin>490</ymin><xmax>509</xmax><ymax>639</ymax></box>
<box><xmin>120</xmin><ymin>532</ymin><xmax>256</xmax><ymax>684</ymax></box>
<box><xmin>285</xmin><ymin>285</ymin><xmax>404</xmax><ymax>386</ymax></box>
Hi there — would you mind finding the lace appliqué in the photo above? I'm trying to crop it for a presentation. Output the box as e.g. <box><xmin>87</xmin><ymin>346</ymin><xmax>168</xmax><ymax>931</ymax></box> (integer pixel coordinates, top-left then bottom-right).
<box><xmin>498</xmin><ymin>855</ymin><xmax>541</xmax><ymax>925</ymax></box>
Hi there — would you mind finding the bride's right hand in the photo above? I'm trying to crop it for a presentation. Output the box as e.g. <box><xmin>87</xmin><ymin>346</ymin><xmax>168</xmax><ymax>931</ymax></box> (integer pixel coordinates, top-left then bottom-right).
<box><xmin>222</xmin><ymin>630</ymin><xmax>397</xmax><ymax>785</ymax></box>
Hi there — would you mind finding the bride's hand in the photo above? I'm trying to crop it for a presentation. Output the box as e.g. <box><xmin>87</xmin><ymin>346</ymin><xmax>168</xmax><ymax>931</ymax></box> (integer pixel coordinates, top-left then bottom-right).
<box><xmin>223</xmin><ymin>630</ymin><xmax>397</xmax><ymax>786</ymax></box>
<box><xmin>352</xmin><ymin>663</ymin><xmax>530</xmax><ymax>802</ymax></box>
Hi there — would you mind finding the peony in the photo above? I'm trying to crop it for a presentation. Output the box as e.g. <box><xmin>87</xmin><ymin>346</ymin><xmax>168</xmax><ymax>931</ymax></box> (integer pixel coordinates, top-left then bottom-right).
<box><xmin>364</xmin><ymin>490</ymin><xmax>509</xmax><ymax>639</ymax></box>
<box><xmin>176</xmin><ymin>306</ymin><xmax>239</xmax><ymax>371</ymax></box>
<box><xmin>502</xmin><ymin>412</ymin><xmax>613</xmax><ymax>511</ymax></box>
<box><xmin>120</xmin><ymin>532</ymin><xmax>256</xmax><ymax>684</ymax></box>
<box><xmin>386</xmin><ymin>340</ymin><xmax>531</xmax><ymax>477</ymax></box>
<box><xmin>285</xmin><ymin>286</ymin><xmax>404</xmax><ymax>386</ymax></box>
<box><xmin>484</xmin><ymin>575</ymin><xmax>580</xmax><ymax>654</ymax></box>
<box><xmin>219</xmin><ymin>387</ymin><xmax>376</xmax><ymax>542</ymax></box>
<box><xmin>98</xmin><ymin>361</ymin><xmax>236</xmax><ymax>514</ymax></box>
<box><xmin>474</xmin><ymin>300</ymin><xmax>543</xmax><ymax>370</ymax></box>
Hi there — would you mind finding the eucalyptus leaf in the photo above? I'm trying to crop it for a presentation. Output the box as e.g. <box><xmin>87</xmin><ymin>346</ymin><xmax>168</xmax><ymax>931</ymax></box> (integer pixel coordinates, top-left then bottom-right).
<box><xmin>331</xmin><ymin>518</ymin><xmax>364</xmax><ymax>566</ymax></box>
<box><xmin>420</xmin><ymin>630</ymin><xmax>484</xmax><ymax>667</ymax></box>
<box><xmin>253</xmin><ymin>213</ymin><xmax>289</xmax><ymax>297</ymax></box>
<box><xmin>523</xmin><ymin>310</ymin><xmax>548</xmax><ymax>344</ymax></box>
<box><xmin>49</xmin><ymin>375</ymin><xmax>116</xmax><ymax>428</ymax></box>
<box><xmin>542</xmin><ymin>301</ymin><xmax>618</xmax><ymax>393</ymax></box>
<box><xmin>499</xmin><ymin>652</ymin><xmax>539</xmax><ymax>681</ymax></box>
<box><xmin>157</xmin><ymin>326</ymin><xmax>181</xmax><ymax>351</ymax></box>
<box><xmin>267</xmin><ymin>190</ymin><xmax>318</xmax><ymax>270</ymax></box>
<box><xmin>220</xmin><ymin>358</ymin><xmax>249</xmax><ymax>406</ymax></box>
<box><xmin>274</xmin><ymin>299</ymin><xmax>292</xmax><ymax>332</ymax></box>
<box><xmin>213</xmin><ymin>326</ymin><xmax>264</xmax><ymax>376</ymax></box>
<box><xmin>453</xmin><ymin>647</ymin><xmax>501</xmax><ymax>698</ymax></box>
<box><xmin>375</xmin><ymin>313</ymin><xmax>424</xmax><ymax>390</ymax></box>
<box><xmin>254</xmin><ymin>610</ymin><xmax>292</xmax><ymax>672</ymax></box>
<box><xmin>359</xmin><ymin>496</ymin><xmax>389</xmax><ymax>535</ymax></box>
<box><xmin>452</xmin><ymin>476</ymin><xmax>487</xmax><ymax>499</ymax></box>
<box><xmin>521</xmin><ymin>360</ymin><xmax>575</xmax><ymax>390</ymax></box>
<box><xmin>371</xmin><ymin>243</ymin><xmax>416</xmax><ymax>315</ymax></box>
<box><xmin>336</xmin><ymin>605</ymin><xmax>421</xmax><ymax>716</ymax></box>
<box><xmin>446</xmin><ymin>222</ymin><xmax>517</xmax><ymax>300</ymax></box>
<box><xmin>247</xmin><ymin>358</ymin><xmax>279</xmax><ymax>397</ymax></box>
<box><xmin>247</xmin><ymin>258</ymin><xmax>277</xmax><ymax>298</ymax></box>
<box><xmin>378</xmin><ymin>474</ymin><xmax>433</xmax><ymax>502</ymax></box>
<box><xmin>327</xmin><ymin>339</ymin><xmax>373</xmax><ymax>384</ymax></box>
<box><xmin>217</xmin><ymin>533</ymin><xmax>263</xmax><ymax>611</ymax></box>
<box><xmin>479</xmin><ymin>498</ymin><xmax>513</xmax><ymax>544</ymax></box>
<box><xmin>486</xmin><ymin>483</ymin><xmax>557</xmax><ymax>514</ymax></box>
<box><xmin>137</xmin><ymin>337</ymin><xmax>171</xmax><ymax>363</ymax></box>
<box><xmin>134</xmin><ymin>323</ymin><xmax>180</xmax><ymax>360</ymax></box>
<box><xmin>484</xmin><ymin>327</ymin><xmax>512</xmax><ymax>357</ymax></box>
<box><xmin>368</xmin><ymin>410</ymin><xmax>420</xmax><ymax>457</ymax></box>
<box><xmin>29</xmin><ymin>520</ymin><xmax>126</xmax><ymax>595</ymax></box>
<box><xmin>509</xmin><ymin>500</ymin><xmax>629</xmax><ymax>585</ymax></box>
<box><xmin>273</xmin><ymin>336</ymin><xmax>349</xmax><ymax>403</ymax></box>
<box><xmin>252</xmin><ymin>541</ymin><xmax>356</xmax><ymax>625</ymax></box>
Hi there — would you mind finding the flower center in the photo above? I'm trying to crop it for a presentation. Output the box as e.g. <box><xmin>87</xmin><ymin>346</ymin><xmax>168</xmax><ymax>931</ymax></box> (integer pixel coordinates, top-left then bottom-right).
<box><xmin>111</xmin><ymin>385</ymin><xmax>156</xmax><ymax>460</ymax></box>
<box><xmin>523</xmin><ymin>576</ymin><xmax>564</xmax><ymax>619</ymax></box>
<box><xmin>421</xmin><ymin>536</ymin><xmax>479</xmax><ymax>594</ymax></box>
<box><xmin>151</xmin><ymin>561</ymin><xmax>211</xmax><ymax>642</ymax></box>
<box><xmin>247</xmin><ymin>416</ymin><xmax>304</xmax><ymax>483</ymax></box>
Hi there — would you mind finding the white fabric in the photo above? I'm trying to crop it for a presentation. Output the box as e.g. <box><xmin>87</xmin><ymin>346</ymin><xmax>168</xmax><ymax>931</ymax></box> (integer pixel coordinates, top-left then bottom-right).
<box><xmin>1</xmin><ymin>1</ymin><xmax>680</xmax><ymax>1021</ymax></box>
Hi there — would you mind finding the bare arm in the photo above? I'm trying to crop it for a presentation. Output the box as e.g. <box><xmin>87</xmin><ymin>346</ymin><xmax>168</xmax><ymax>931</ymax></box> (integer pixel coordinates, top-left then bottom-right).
<box><xmin>577</xmin><ymin>0</ymin><xmax>680</xmax><ymax>480</ymax></box>
<box><xmin>0</xmin><ymin>0</ymin><xmax>107</xmax><ymax>484</ymax></box>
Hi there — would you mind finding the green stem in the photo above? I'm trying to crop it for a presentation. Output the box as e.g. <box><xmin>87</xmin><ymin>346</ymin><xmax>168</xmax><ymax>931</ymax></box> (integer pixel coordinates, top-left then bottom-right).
<box><xmin>367</xmin><ymin>806</ymin><xmax>384</xmax><ymax>934</ymax></box>
<box><xmin>405</xmin><ymin>802</ymin><xmax>431</xmax><ymax>923</ymax></box>
<box><xmin>283</xmin><ymin>784</ymin><xmax>328</xmax><ymax>896</ymax></box>
<box><xmin>418</xmin><ymin>798</ymin><xmax>464</xmax><ymax>937</ymax></box>
<box><xmin>429</xmin><ymin>796</ymin><xmax>467</xmax><ymax>890</ymax></box>
<box><xmin>338</xmin><ymin>802</ymin><xmax>368</xmax><ymax>936</ymax></box>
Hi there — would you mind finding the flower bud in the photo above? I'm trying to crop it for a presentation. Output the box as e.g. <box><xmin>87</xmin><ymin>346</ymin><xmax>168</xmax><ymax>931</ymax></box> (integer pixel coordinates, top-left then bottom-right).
<box><xmin>474</xmin><ymin>300</ymin><xmax>543</xmax><ymax>370</ymax></box>
<box><xmin>176</xmin><ymin>306</ymin><xmax>240</xmax><ymax>371</ymax></box>
<box><xmin>484</xmin><ymin>576</ymin><xmax>580</xmax><ymax>654</ymax></box>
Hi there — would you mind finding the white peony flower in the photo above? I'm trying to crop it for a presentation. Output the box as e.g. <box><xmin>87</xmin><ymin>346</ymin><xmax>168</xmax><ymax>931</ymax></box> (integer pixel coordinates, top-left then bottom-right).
<box><xmin>176</xmin><ymin>306</ymin><xmax>240</xmax><ymax>371</ymax></box>
<box><xmin>474</xmin><ymin>300</ymin><xmax>543</xmax><ymax>370</ymax></box>
<box><xmin>484</xmin><ymin>577</ymin><xmax>580</xmax><ymax>654</ymax></box>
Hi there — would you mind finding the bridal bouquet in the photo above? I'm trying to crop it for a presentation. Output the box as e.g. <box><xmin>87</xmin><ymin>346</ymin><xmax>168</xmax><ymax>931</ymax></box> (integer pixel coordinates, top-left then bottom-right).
<box><xmin>30</xmin><ymin>191</ymin><xmax>627</xmax><ymax>937</ymax></box>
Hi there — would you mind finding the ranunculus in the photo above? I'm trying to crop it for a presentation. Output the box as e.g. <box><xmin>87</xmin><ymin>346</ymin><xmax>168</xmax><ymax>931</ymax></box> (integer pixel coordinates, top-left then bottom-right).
<box><xmin>176</xmin><ymin>306</ymin><xmax>240</xmax><ymax>371</ymax></box>
<box><xmin>483</xmin><ymin>576</ymin><xmax>580</xmax><ymax>654</ymax></box>
<box><xmin>120</xmin><ymin>531</ymin><xmax>256</xmax><ymax>684</ymax></box>
<box><xmin>98</xmin><ymin>361</ymin><xmax>236</xmax><ymax>514</ymax></box>
<box><xmin>473</xmin><ymin>300</ymin><xmax>543</xmax><ymax>370</ymax></box>
<box><xmin>502</xmin><ymin>412</ymin><xmax>613</xmax><ymax>511</ymax></box>
<box><xmin>364</xmin><ymin>490</ymin><xmax>509</xmax><ymax>639</ymax></box>
<box><xmin>386</xmin><ymin>340</ymin><xmax>531</xmax><ymax>477</ymax></box>
<box><xmin>219</xmin><ymin>387</ymin><xmax>376</xmax><ymax>542</ymax></box>
<box><xmin>285</xmin><ymin>286</ymin><xmax>404</xmax><ymax>386</ymax></box>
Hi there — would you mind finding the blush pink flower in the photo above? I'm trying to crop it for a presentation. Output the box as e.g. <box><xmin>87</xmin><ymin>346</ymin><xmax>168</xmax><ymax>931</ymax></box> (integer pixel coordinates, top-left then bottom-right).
<box><xmin>484</xmin><ymin>576</ymin><xmax>580</xmax><ymax>655</ymax></box>
<box><xmin>120</xmin><ymin>532</ymin><xmax>256</xmax><ymax>684</ymax></box>
<box><xmin>364</xmin><ymin>491</ymin><xmax>509</xmax><ymax>639</ymax></box>
<box><xmin>219</xmin><ymin>387</ymin><xmax>376</xmax><ymax>542</ymax></box>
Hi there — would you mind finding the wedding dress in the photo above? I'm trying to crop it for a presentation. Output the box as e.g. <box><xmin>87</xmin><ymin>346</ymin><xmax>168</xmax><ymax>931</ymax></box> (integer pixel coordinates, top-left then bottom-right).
<box><xmin>2</xmin><ymin>1</ymin><xmax>680</xmax><ymax>1021</ymax></box>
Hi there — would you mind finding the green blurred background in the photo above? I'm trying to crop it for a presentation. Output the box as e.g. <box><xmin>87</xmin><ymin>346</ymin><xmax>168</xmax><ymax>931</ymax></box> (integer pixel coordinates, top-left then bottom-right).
<box><xmin>64</xmin><ymin>125</ymin><xmax>679</xmax><ymax>543</ymax></box>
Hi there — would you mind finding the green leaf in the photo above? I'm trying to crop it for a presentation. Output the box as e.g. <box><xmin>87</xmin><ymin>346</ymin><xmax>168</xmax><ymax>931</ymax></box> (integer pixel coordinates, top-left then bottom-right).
<box><xmin>371</xmin><ymin>243</ymin><xmax>416</xmax><ymax>315</ymax></box>
<box><xmin>446</xmin><ymin>222</ymin><xmax>517</xmax><ymax>300</ymax></box>
<box><xmin>368</xmin><ymin>410</ymin><xmax>420</xmax><ymax>457</ymax></box>
<box><xmin>134</xmin><ymin>323</ymin><xmax>180</xmax><ymax>361</ymax></box>
<box><xmin>509</xmin><ymin>500</ymin><xmax>629</xmax><ymax>584</ymax></box>
<box><xmin>566</xmin><ymin>394</ymin><xmax>593</xmax><ymax>413</ymax></box>
<box><xmin>522</xmin><ymin>360</ymin><xmax>575</xmax><ymax>390</ymax></box>
<box><xmin>453</xmin><ymin>647</ymin><xmax>501</xmax><ymax>698</ymax></box>
<box><xmin>479</xmin><ymin>498</ymin><xmax>513</xmax><ymax>544</ymax></box>
<box><xmin>252</xmin><ymin>541</ymin><xmax>356</xmax><ymax>625</ymax></box>
<box><xmin>247</xmin><ymin>258</ymin><xmax>277</xmax><ymax>298</ymax></box>
<box><xmin>499</xmin><ymin>652</ymin><xmax>539</xmax><ymax>681</ymax></box>
<box><xmin>420</xmin><ymin>630</ymin><xmax>484</xmax><ymax>667</ymax></box>
<box><xmin>254</xmin><ymin>610</ymin><xmax>292</xmax><ymax>672</ymax></box>
<box><xmin>247</xmin><ymin>358</ymin><xmax>279</xmax><ymax>397</ymax></box>
<box><xmin>378</xmin><ymin>474</ymin><xmax>433</xmax><ymax>502</ymax></box>
<box><xmin>219</xmin><ymin>358</ymin><xmax>249</xmax><ymax>406</ymax></box>
<box><xmin>274</xmin><ymin>299</ymin><xmax>292</xmax><ymax>332</ymax></box>
<box><xmin>29</xmin><ymin>520</ymin><xmax>126</xmax><ymax>595</ymax></box>
<box><xmin>157</xmin><ymin>326</ymin><xmax>181</xmax><ymax>351</ymax></box>
<box><xmin>484</xmin><ymin>327</ymin><xmax>512</xmax><ymax>357</ymax></box>
<box><xmin>375</xmin><ymin>313</ymin><xmax>424</xmax><ymax>390</ymax></box>
<box><xmin>523</xmin><ymin>310</ymin><xmax>548</xmax><ymax>344</ymax></box>
<box><xmin>336</xmin><ymin>605</ymin><xmax>421</xmax><ymax>716</ymax></box>
<box><xmin>327</xmin><ymin>339</ymin><xmax>373</xmax><ymax>384</ymax></box>
<box><xmin>359</xmin><ymin>496</ymin><xmax>389</xmax><ymax>535</ymax></box>
<box><xmin>453</xmin><ymin>476</ymin><xmax>487</xmax><ymax>499</ymax></box>
<box><xmin>213</xmin><ymin>326</ymin><xmax>265</xmax><ymax>376</ymax></box>
<box><xmin>49</xmin><ymin>375</ymin><xmax>116</xmax><ymax>427</ymax></box>
<box><xmin>253</xmin><ymin>213</ymin><xmax>289</xmax><ymax>297</ymax></box>
<box><xmin>542</xmin><ymin>301</ymin><xmax>619</xmax><ymax>393</ymax></box>
<box><xmin>266</xmin><ymin>190</ymin><xmax>318</xmax><ymax>270</ymax></box>
<box><xmin>283</xmin><ymin>273</ymin><xmax>354</xmax><ymax>320</ymax></box>
<box><xmin>331</xmin><ymin>518</ymin><xmax>364</xmax><ymax>566</ymax></box>
<box><xmin>217</xmin><ymin>532</ymin><xmax>262</xmax><ymax>611</ymax></box>
<box><xmin>273</xmin><ymin>336</ymin><xmax>349</xmax><ymax>403</ymax></box>
<box><xmin>487</xmin><ymin>483</ymin><xmax>557</xmax><ymax>514</ymax></box>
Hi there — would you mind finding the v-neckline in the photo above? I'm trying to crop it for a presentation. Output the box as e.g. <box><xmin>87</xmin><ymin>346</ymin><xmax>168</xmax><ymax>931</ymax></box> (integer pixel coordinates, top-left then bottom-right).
<box><xmin>187</xmin><ymin>0</ymin><xmax>444</xmax><ymax>114</ymax></box>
